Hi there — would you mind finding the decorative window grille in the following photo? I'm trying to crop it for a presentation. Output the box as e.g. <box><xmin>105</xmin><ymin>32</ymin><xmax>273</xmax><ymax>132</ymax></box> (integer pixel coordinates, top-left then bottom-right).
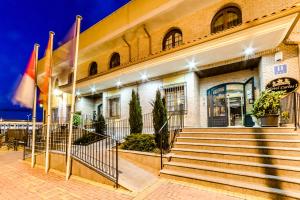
<box><xmin>163</xmin><ymin>83</ymin><xmax>187</xmax><ymax>113</ymax></box>
<box><xmin>107</xmin><ymin>96</ymin><xmax>120</xmax><ymax>118</ymax></box>
<box><xmin>51</xmin><ymin>108</ymin><xmax>59</xmax><ymax>123</ymax></box>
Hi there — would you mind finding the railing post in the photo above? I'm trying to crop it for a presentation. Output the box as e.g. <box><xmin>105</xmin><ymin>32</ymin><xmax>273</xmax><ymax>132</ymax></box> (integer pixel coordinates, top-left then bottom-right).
<box><xmin>23</xmin><ymin>130</ymin><xmax>27</xmax><ymax>160</ymax></box>
<box><xmin>180</xmin><ymin>103</ymin><xmax>184</xmax><ymax>129</ymax></box>
<box><xmin>160</xmin><ymin>130</ymin><xmax>163</xmax><ymax>170</ymax></box>
<box><xmin>116</xmin><ymin>140</ymin><xmax>119</xmax><ymax>188</ymax></box>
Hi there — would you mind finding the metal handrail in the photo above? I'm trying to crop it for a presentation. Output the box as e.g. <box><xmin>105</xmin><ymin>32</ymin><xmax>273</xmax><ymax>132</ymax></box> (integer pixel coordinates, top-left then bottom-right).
<box><xmin>159</xmin><ymin>107</ymin><xmax>185</xmax><ymax>169</ymax></box>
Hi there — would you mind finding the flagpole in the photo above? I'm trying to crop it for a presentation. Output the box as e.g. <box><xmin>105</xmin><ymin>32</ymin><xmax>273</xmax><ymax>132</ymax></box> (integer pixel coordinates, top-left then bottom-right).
<box><xmin>31</xmin><ymin>43</ymin><xmax>40</xmax><ymax>168</ymax></box>
<box><xmin>45</xmin><ymin>31</ymin><xmax>55</xmax><ymax>173</ymax></box>
<box><xmin>66</xmin><ymin>15</ymin><xmax>82</xmax><ymax>180</ymax></box>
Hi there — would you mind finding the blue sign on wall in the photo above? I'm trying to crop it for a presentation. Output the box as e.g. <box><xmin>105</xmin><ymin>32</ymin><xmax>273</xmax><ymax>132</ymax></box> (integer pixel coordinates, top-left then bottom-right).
<box><xmin>274</xmin><ymin>64</ymin><xmax>287</xmax><ymax>75</ymax></box>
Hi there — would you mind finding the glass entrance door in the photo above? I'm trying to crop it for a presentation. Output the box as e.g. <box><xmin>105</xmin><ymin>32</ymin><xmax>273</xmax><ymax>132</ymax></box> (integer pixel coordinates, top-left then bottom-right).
<box><xmin>227</xmin><ymin>95</ymin><xmax>244</xmax><ymax>126</ymax></box>
<box><xmin>207</xmin><ymin>78</ymin><xmax>254</xmax><ymax>127</ymax></box>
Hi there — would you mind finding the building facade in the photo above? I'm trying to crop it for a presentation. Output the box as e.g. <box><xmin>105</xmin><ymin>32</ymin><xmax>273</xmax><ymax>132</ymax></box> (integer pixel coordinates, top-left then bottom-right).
<box><xmin>38</xmin><ymin>0</ymin><xmax>300</xmax><ymax>128</ymax></box>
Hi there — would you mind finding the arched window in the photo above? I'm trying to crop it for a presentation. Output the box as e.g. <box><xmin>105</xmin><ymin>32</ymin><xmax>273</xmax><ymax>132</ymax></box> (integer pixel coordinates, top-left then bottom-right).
<box><xmin>109</xmin><ymin>53</ymin><xmax>120</xmax><ymax>68</ymax></box>
<box><xmin>89</xmin><ymin>61</ymin><xmax>98</xmax><ymax>76</ymax></box>
<box><xmin>68</xmin><ymin>72</ymin><xmax>73</xmax><ymax>84</ymax></box>
<box><xmin>211</xmin><ymin>6</ymin><xmax>242</xmax><ymax>33</ymax></box>
<box><xmin>162</xmin><ymin>28</ymin><xmax>183</xmax><ymax>51</ymax></box>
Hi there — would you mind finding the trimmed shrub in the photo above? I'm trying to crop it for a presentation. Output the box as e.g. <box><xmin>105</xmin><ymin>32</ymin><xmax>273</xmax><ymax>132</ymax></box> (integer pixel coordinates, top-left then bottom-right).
<box><xmin>121</xmin><ymin>134</ymin><xmax>156</xmax><ymax>152</ymax></box>
<box><xmin>129</xmin><ymin>90</ymin><xmax>143</xmax><ymax>134</ymax></box>
<box><xmin>94</xmin><ymin>114</ymin><xmax>106</xmax><ymax>135</ymax></box>
<box><xmin>73</xmin><ymin>132</ymin><xmax>105</xmax><ymax>145</ymax></box>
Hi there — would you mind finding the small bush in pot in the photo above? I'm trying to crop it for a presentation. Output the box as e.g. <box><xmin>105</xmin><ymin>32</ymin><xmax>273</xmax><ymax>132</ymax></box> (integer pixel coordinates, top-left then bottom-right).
<box><xmin>252</xmin><ymin>90</ymin><xmax>285</xmax><ymax>127</ymax></box>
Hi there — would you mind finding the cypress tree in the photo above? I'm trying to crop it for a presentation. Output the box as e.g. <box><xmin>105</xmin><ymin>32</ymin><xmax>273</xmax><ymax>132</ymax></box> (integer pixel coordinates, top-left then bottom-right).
<box><xmin>95</xmin><ymin>113</ymin><xmax>106</xmax><ymax>135</ymax></box>
<box><xmin>152</xmin><ymin>90</ymin><xmax>169</xmax><ymax>150</ymax></box>
<box><xmin>129</xmin><ymin>90</ymin><xmax>143</xmax><ymax>134</ymax></box>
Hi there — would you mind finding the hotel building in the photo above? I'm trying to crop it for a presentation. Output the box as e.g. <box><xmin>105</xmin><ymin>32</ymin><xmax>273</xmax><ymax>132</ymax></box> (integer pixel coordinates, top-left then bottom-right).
<box><xmin>38</xmin><ymin>0</ymin><xmax>300</xmax><ymax>128</ymax></box>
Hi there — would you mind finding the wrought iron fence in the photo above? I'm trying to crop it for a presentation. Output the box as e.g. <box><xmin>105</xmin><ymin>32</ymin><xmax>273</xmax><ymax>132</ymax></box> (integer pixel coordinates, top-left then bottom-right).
<box><xmin>106</xmin><ymin>118</ymin><xmax>130</xmax><ymax>141</ymax></box>
<box><xmin>50</xmin><ymin>123</ymin><xmax>69</xmax><ymax>153</ymax></box>
<box><xmin>280</xmin><ymin>92</ymin><xmax>300</xmax><ymax>129</ymax></box>
<box><xmin>71</xmin><ymin>126</ymin><xmax>119</xmax><ymax>186</ymax></box>
<box><xmin>24</xmin><ymin>124</ymin><xmax>45</xmax><ymax>159</ymax></box>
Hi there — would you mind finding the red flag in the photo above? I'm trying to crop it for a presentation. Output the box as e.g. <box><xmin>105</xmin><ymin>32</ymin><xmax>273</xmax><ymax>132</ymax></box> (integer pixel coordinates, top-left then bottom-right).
<box><xmin>13</xmin><ymin>49</ymin><xmax>36</xmax><ymax>108</ymax></box>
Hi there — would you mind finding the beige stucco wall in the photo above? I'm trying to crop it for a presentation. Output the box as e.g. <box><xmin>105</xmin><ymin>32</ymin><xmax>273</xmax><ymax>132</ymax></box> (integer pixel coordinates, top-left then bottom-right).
<box><xmin>259</xmin><ymin>44</ymin><xmax>300</xmax><ymax>92</ymax></box>
<box><xmin>46</xmin><ymin>0</ymin><xmax>300</xmax><ymax>83</ymax></box>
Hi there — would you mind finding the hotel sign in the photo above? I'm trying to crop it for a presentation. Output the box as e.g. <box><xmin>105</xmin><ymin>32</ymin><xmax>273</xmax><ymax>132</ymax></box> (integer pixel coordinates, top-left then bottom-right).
<box><xmin>274</xmin><ymin>64</ymin><xmax>287</xmax><ymax>75</ymax></box>
<box><xmin>266</xmin><ymin>77</ymin><xmax>298</xmax><ymax>93</ymax></box>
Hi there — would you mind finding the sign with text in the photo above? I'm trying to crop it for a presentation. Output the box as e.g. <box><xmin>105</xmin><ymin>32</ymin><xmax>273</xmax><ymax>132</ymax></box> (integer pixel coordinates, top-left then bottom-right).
<box><xmin>266</xmin><ymin>77</ymin><xmax>298</xmax><ymax>93</ymax></box>
<box><xmin>274</xmin><ymin>64</ymin><xmax>287</xmax><ymax>75</ymax></box>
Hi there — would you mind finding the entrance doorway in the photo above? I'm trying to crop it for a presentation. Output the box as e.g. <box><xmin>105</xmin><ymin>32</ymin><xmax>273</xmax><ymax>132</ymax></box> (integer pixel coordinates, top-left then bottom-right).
<box><xmin>207</xmin><ymin>77</ymin><xmax>254</xmax><ymax>127</ymax></box>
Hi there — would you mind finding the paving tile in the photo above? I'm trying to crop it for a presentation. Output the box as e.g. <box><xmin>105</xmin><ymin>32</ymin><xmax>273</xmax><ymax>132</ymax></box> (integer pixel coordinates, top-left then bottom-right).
<box><xmin>0</xmin><ymin>151</ymin><xmax>244</xmax><ymax>200</ymax></box>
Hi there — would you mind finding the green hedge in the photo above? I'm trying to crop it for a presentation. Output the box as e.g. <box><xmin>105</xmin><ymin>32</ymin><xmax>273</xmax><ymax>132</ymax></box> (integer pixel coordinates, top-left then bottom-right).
<box><xmin>73</xmin><ymin>133</ymin><xmax>105</xmax><ymax>145</ymax></box>
<box><xmin>121</xmin><ymin>134</ymin><xmax>156</xmax><ymax>152</ymax></box>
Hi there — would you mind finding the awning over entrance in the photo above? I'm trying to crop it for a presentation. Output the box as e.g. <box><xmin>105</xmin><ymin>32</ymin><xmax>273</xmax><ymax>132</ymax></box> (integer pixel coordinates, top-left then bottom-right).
<box><xmin>196</xmin><ymin>57</ymin><xmax>261</xmax><ymax>78</ymax></box>
<box><xmin>63</xmin><ymin>12</ymin><xmax>299</xmax><ymax>95</ymax></box>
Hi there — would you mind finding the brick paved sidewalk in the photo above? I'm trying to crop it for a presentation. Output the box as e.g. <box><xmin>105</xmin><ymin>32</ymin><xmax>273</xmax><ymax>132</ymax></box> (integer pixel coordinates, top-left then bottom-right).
<box><xmin>0</xmin><ymin>151</ymin><xmax>243</xmax><ymax>200</ymax></box>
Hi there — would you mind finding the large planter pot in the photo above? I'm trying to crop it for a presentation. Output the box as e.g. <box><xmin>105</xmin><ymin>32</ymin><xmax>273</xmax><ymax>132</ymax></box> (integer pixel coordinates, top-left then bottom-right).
<box><xmin>260</xmin><ymin>115</ymin><xmax>279</xmax><ymax>127</ymax></box>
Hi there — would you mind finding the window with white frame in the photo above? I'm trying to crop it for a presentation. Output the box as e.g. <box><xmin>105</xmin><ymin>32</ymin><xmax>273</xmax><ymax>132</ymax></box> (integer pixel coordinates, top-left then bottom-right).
<box><xmin>107</xmin><ymin>96</ymin><xmax>120</xmax><ymax>118</ymax></box>
<box><xmin>164</xmin><ymin>83</ymin><xmax>186</xmax><ymax>112</ymax></box>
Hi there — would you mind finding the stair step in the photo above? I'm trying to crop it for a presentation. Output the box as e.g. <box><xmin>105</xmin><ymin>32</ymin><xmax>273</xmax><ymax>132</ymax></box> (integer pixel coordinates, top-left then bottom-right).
<box><xmin>180</xmin><ymin>132</ymin><xmax>299</xmax><ymax>140</ymax></box>
<box><xmin>164</xmin><ymin>161</ymin><xmax>300</xmax><ymax>190</ymax></box>
<box><xmin>171</xmin><ymin>149</ymin><xmax>300</xmax><ymax>166</ymax></box>
<box><xmin>167</xmin><ymin>155</ymin><xmax>300</xmax><ymax>178</ymax></box>
<box><xmin>175</xmin><ymin>138</ymin><xmax>300</xmax><ymax>148</ymax></box>
<box><xmin>160</xmin><ymin>169</ymin><xmax>300</xmax><ymax>200</ymax></box>
<box><xmin>173</xmin><ymin>143</ymin><xmax>300</xmax><ymax>156</ymax></box>
<box><xmin>182</xmin><ymin>127</ymin><xmax>299</xmax><ymax>133</ymax></box>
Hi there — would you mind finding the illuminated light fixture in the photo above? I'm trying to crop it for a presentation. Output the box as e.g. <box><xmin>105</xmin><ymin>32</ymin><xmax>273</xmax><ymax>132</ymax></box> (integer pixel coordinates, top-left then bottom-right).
<box><xmin>39</xmin><ymin>104</ymin><xmax>43</xmax><ymax>108</ymax></box>
<box><xmin>141</xmin><ymin>73</ymin><xmax>148</xmax><ymax>82</ymax></box>
<box><xmin>116</xmin><ymin>80</ymin><xmax>122</xmax><ymax>87</ymax></box>
<box><xmin>188</xmin><ymin>60</ymin><xmax>197</xmax><ymax>71</ymax></box>
<box><xmin>76</xmin><ymin>91</ymin><xmax>81</xmax><ymax>96</ymax></box>
<box><xmin>244</xmin><ymin>47</ymin><xmax>255</xmax><ymax>56</ymax></box>
<box><xmin>53</xmin><ymin>88</ymin><xmax>62</xmax><ymax>96</ymax></box>
<box><xmin>91</xmin><ymin>87</ymin><xmax>96</xmax><ymax>93</ymax></box>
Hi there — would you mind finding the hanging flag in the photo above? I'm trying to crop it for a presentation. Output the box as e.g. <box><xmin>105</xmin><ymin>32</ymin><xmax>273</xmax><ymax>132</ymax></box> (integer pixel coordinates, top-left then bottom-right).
<box><xmin>38</xmin><ymin>36</ymin><xmax>52</xmax><ymax>106</ymax></box>
<box><xmin>40</xmin><ymin>38</ymin><xmax>52</xmax><ymax>94</ymax></box>
<box><xmin>13</xmin><ymin>49</ymin><xmax>36</xmax><ymax>108</ymax></box>
<box><xmin>58</xmin><ymin>22</ymin><xmax>76</xmax><ymax>69</ymax></box>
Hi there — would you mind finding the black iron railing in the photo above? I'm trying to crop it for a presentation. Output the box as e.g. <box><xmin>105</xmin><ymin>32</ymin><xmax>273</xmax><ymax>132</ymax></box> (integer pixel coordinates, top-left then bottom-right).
<box><xmin>159</xmin><ymin>108</ymin><xmax>185</xmax><ymax>169</ymax></box>
<box><xmin>106</xmin><ymin>118</ymin><xmax>130</xmax><ymax>141</ymax></box>
<box><xmin>280</xmin><ymin>92</ymin><xmax>300</xmax><ymax>130</ymax></box>
<box><xmin>71</xmin><ymin>125</ymin><xmax>119</xmax><ymax>187</ymax></box>
<box><xmin>24</xmin><ymin>124</ymin><xmax>45</xmax><ymax>159</ymax></box>
<box><xmin>50</xmin><ymin>123</ymin><xmax>69</xmax><ymax>153</ymax></box>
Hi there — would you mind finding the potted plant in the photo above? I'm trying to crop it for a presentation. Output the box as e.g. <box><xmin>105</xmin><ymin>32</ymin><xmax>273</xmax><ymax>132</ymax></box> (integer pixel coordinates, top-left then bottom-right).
<box><xmin>252</xmin><ymin>90</ymin><xmax>285</xmax><ymax>127</ymax></box>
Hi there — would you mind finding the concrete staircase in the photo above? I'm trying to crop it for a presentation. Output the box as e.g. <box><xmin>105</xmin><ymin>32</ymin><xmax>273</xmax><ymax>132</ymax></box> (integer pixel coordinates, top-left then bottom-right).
<box><xmin>160</xmin><ymin>128</ymin><xmax>300</xmax><ymax>200</ymax></box>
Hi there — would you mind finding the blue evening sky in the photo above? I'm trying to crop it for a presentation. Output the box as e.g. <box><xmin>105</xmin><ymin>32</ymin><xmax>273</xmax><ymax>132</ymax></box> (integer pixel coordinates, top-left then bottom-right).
<box><xmin>0</xmin><ymin>0</ymin><xmax>130</xmax><ymax>121</ymax></box>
